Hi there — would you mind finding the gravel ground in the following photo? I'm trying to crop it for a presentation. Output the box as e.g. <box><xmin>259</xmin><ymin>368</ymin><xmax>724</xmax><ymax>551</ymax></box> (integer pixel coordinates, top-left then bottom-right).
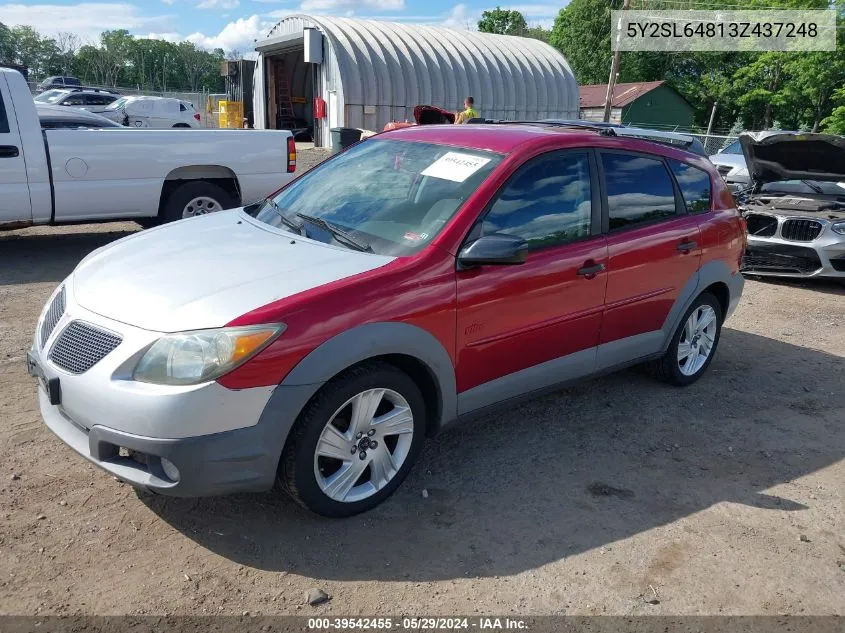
<box><xmin>0</xmin><ymin>152</ymin><xmax>843</xmax><ymax>615</ymax></box>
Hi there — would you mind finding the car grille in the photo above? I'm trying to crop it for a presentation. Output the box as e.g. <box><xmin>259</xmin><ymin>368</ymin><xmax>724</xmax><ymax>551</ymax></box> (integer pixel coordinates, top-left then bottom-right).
<box><xmin>744</xmin><ymin>213</ymin><xmax>778</xmax><ymax>237</ymax></box>
<box><xmin>742</xmin><ymin>247</ymin><xmax>822</xmax><ymax>274</ymax></box>
<box><xmin>39</xmin><ymin>286</ymin><xmax>66</xmax><ymax>349</ymax></box>
<box><xmin>781</xmin><ymin>219</ymin><xmax>823</xmax><ymax>242</ymax></box>
<box><xmin>48</xmin><ymin>321</ymin><xmax>122</xmax><ymax>374</ymax></box>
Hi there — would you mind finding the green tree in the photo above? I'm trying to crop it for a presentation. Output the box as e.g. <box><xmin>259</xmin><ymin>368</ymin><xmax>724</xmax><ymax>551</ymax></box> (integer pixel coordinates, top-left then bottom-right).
<box><xmin>549</xmin><ymin>0</ymin><xmax>622</xmax><ymax>85</ymax></box>
<box><xmin>0</xmin><ymin>22</ymin><xmax>14</xmax><ymax>62</ymax></box>
<box><xmin>477</xmin><ymin>7</ymin><xmax>528</xmax><ymax>36</ymax></box>
<box><xmin>822</xmin><ymin>87</ymin><xmax>845</xmax><ymax>133</ymax></box>
<box><xmin>525</xmin><ymin>26</ymin><xmax>550</xmax><ymax>43</ymax></box>
<box><xmin>782</xmin><ymin>51</ymin><xmax>845</xmax><ymax>132</ymax></box>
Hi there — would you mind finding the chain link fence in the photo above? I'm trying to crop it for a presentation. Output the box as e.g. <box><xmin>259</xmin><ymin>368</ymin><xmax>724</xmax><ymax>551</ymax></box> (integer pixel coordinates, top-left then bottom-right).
<box><xmin>689</xmin><ymin>134</ymin><xmax>739</xmax><ymax>155</ymax></box>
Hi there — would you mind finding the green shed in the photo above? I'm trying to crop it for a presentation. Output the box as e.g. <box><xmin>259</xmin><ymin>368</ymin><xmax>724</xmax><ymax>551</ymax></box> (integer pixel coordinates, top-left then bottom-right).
<box><xmin>578</xmin><ymin>81</ymin><xmax>694</xmax><ymax>130</ymax></box>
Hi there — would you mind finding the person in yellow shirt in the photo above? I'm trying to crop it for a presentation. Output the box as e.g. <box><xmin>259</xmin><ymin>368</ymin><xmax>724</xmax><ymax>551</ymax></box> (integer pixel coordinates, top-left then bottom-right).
<box><xmin>454</xmin><ymin>96</ymin><xmax>478</xmax><ymax>124</ymax></box>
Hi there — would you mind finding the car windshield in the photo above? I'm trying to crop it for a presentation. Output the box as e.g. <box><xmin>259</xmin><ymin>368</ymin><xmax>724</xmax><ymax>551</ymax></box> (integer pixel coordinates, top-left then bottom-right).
<box><xmin>34</xmin><ymin>90</ymin><xmax>65</xmax><ymax>104</ymax></box>
<box><xmin>249</xmin><ymin>139</ymin><xmax>503</xmax><ymax>256</ymax></box>
<box><xmin>104</xmin><ymin>97</ymin><xmax>128</xmax><ymax>111</ymax></box>
<box><xmin>721</xmin><ymin>140</ymin><xmax>742</xmax><ymax>154</ymax></box>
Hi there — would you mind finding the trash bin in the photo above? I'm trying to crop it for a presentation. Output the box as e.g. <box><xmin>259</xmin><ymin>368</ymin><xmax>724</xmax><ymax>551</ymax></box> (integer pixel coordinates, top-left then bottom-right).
<box><xmin>330</xmin><ymin>127</ymin><xmax>363</xmax><ymax>153</ymax></box>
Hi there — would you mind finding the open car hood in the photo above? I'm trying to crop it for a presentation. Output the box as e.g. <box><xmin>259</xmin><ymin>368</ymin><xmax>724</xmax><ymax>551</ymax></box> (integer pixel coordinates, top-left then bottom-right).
<box><xmin>740</xmin><ymin>131</ymin><xmax>845</xmax><ymax>185</ymax></box>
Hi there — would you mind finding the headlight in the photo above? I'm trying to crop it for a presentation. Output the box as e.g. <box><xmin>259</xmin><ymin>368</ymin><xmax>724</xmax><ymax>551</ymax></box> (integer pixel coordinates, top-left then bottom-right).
<box><xmin>133</xmin><ymin>324</ymin><xmax>285</xmax><ymax>385</ymax></box>
<box><xmin>832</xmin><ymin>221</ymin><xmax>845</xmax><ymax>235</ymax></box>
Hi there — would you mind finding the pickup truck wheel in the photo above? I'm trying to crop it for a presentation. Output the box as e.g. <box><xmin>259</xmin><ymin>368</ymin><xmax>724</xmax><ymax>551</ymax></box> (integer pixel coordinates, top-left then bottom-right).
<box><xmin>648</xmin><ymin>292</ymin><xmax>722</xmax><ymax>386</ymax></box>
<box><xmin>280</xmin><ymin>362</ymin><xmax>426</xmax><ymax>517</ymax></box>
<box><xmin>161</xmin><ymin>181</ymin><xmax>235</xmax><ymax>223</ymax></box>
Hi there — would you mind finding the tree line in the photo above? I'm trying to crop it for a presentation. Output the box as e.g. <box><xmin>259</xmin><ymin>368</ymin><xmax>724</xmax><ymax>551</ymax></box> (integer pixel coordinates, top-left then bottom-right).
<box><xmin>479</xmin><ymin>0</ymin><xmax>845</xmax><ymax>134</ymax></box>
<box><xmin>0</xmin><ymin>24</ymin><xmax>227</xmax><ymax>93</ymax></box>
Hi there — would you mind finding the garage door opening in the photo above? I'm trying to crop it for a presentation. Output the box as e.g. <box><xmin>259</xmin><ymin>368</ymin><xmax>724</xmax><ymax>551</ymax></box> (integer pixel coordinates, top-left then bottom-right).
<box><xmin>265</xmin><ymin>47</ymin><xmax>316</xmax><ymax>143</ymax></box>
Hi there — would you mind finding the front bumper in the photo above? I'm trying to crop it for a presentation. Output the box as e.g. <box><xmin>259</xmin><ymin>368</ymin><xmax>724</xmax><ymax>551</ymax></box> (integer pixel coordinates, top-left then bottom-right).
<box><xmin>743</xmin><ymin>234</ymin><xmax>845</xmax><ymax>279</ymax></box>
<box><xmin>29</xmin><ymin>278</ymin><xmax>282</xmax><ymax>496</ymax></box>
<box><xmin>36</xmin><ymin>386</ymin><xmax>281</xmax><ymax>496</ymax></box>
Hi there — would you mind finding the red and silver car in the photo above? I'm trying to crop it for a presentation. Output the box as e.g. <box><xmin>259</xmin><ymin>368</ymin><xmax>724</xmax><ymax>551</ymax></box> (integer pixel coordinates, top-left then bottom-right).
<box><xmin>28</xmin><ymin>122</ymin><xmax>745</xmax><ymax>517</ymax></box>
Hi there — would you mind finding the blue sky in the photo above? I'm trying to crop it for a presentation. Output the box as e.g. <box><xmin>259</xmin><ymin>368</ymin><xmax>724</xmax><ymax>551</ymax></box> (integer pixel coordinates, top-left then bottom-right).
<box><xmin>0</xmin><ymin>1</ymin><xmax>566</xmax><ymax>54</ymax></box>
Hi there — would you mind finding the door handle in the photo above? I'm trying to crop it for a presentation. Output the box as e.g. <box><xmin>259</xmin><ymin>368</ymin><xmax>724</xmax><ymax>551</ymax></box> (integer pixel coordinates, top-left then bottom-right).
<box><xmin>0</xmin><ymin>145</ymin><xmax>19</xmax><ymax>158</ymax></box>
<box><xmin>677</xmin><ymin>239</ymin><xmax>697</xmax><ymax>253</ymax></box>
<box><xmin>577</xmin><ymin>261</ymin><xmax>606</xmax><ymax>277</ymax></box>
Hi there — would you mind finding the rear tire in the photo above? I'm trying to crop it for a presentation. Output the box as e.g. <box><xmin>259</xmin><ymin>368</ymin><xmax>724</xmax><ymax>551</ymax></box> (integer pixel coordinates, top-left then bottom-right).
<box><xmin>280</xmin><ymin>362</ymin><xmax>426</xmax><ymax>518</ymax></box>
<box><xmin>648</xmin><ymin>292</ymin><xmax>722</xmax><ymax>386</ymax></box>
<box><xmin>160</xmin><ymin>181</ymin><xmax>236</xmax><ymax>224</ymax></box>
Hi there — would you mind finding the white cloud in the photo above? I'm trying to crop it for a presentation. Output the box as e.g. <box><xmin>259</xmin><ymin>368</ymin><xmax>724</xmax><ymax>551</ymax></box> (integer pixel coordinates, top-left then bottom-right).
<box><xmin>145</xmin><ymin>31</ymin><xmax>182</xmax><ymax>42</ymax></box>
<box><xmin>196</xmin><ymin>0</ymin><xmax>240</xmax><ymax>9</ymax></box>
<box><xmin>161</xmin><ymin>0</ymin><xmax>176</xmax><ymax>5</ymax></box>
<box><xmin>0</xmin><ymin>2</ymin><xmax>172</xmax><ymax>41</ymax></box>
<box><xmin>186</xmin><ymin>15</ymin><xmax>272</xmax><ymax>52</ymax></box>
<box><xmin>299</xmin><ymin>0</ymin><xmax>404</xmax><ymax>12</ymax></box>
<box><xmin>441</xmin><ymin>4</ymin><xmax>476</xmax><ymax>29</ymax></box>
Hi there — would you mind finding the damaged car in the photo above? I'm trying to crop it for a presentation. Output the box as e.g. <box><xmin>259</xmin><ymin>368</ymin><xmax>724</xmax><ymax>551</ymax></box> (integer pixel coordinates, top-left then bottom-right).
<box><xmin>738</xmin><ymin>131</ymin><xmax>845</xmax><ymax>280</ymax></box>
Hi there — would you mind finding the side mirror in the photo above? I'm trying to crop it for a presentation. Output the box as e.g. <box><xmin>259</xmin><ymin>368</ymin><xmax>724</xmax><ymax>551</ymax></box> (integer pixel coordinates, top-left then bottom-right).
<box><xmin>458</xmin><ymin>234</ymin><xmax>529</xmax><ymax>267</ymax></box>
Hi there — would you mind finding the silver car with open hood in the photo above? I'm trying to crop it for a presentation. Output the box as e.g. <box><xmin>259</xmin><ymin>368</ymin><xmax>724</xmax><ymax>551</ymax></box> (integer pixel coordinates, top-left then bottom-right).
<box><xmin>738</xmin><ymin>132</ymin><xmax>845</xmax><ymax>279</ymax></box>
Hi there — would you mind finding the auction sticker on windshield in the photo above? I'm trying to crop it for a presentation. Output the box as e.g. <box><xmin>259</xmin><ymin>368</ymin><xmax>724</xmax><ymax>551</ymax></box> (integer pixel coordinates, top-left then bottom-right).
<box><xmin>422</xmin><ymin>152</ymin><xmax>491</xmax><ymax>183</ymax></box>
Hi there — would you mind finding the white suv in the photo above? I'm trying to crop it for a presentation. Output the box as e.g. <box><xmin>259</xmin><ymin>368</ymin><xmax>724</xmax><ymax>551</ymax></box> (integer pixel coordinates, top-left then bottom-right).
<box><xmin>101</xmin><ymin>96</ymin><xmax>202</xmax><ymax>128</ymax></box>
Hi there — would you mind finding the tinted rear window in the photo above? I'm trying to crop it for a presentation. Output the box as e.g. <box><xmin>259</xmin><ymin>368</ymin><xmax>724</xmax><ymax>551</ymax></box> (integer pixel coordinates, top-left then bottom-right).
<box><xmin>669</xmin><ymin>160</ymin><xmax>711</xmax><ymax>214</ymax></box>
<box><xmin>602</xmin><ymin>153</ymin><xmax>678</xmax><ymax>230</ymax></box>
<box><xmin>0</xmin><ymin>91</ymin><xmax>8</xmax><ymax>133</ymax></box>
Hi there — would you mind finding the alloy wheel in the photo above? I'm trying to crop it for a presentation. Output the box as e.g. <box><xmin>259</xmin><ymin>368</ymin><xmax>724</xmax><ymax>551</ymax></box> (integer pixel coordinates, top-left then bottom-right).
<box><xmin>313</xmin><ymin>388</ymin><xmax>415</xmax><ymax>503</ymax></box>
<box><xmin>677</xmin><ymin>305</ymin><xmax>718</xmax><ymax>376</ymax></box>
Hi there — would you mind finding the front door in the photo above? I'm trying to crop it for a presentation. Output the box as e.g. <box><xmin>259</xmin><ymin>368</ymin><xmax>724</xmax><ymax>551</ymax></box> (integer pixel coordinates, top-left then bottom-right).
<box><xmin>0</xmin><ymin>76</ymin><xmax>32</xmax><ymax>226</ymax></box>
<box><xmin>596</xmin><ymin>150</ymin><xmax>702</xmax><ymax>364</ymax></box>
<box><xmin>455</xmin><ymin>149</ymin><xmax>608</xmax><ymax>414</ymax></box>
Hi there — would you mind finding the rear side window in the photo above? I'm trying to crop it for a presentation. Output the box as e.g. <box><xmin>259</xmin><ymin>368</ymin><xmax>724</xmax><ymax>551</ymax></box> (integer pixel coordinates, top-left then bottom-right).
<box><xmin>601</xmin><ymin>153</ymin><xmax>678</xmax><ymax>231</ymax></box>
<box><xmin>0</xmin><ymin>90</ymin><xmax>9</xmax><ymax>133</ymax></box>
<box><xmin>481</xmin><ymin>150</ymin><xmax>593</xmax><ymax>248</ymax></box>
<box><xmin>669</xmin><ymin>160</ymin><xmax>711</xmax><ymax>214</ymax></box>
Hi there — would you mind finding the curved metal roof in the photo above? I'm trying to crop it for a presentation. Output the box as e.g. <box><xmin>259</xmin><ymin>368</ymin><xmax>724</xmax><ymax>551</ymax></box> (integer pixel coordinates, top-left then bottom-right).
<box><xmin>264</xmin><ymin>16</ymin><xmax>579</xmax><ymax>123</ymax></box>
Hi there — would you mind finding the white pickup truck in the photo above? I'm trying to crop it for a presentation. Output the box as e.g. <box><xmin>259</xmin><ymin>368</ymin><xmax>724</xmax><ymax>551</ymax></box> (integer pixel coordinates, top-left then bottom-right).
<box><xmin>0</xmin><ymin>68</ymin><xmax>295</xmax><ymax>230</ymax></box>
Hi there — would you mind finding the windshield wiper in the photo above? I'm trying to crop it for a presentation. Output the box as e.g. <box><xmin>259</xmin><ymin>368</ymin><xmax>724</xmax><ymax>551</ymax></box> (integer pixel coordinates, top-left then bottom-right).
<box><xmin>295</xmin><ymin>213</ymin><xmax>373</xmax><ymax>253</ymax></box>
<box><xmin>263</xmin><ymin>198</ymin><xmax>304</xmax><ymax>235</ymax></box>
<box><xmin>800</xmin><ymin>180</ymin><xmax>824</xmax><ymax>194</ymax></box>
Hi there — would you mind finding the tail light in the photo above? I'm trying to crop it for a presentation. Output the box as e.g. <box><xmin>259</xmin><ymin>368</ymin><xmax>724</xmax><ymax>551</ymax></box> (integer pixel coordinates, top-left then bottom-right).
<box><xmin>287</xmin><ymin>136</ymin><xmax>296</xmax><ymax>173</ymax></box>
<box><xmin>193</xmin><ymin>113</ymin><xmax>201</xmax><ymax>122</ymax></box>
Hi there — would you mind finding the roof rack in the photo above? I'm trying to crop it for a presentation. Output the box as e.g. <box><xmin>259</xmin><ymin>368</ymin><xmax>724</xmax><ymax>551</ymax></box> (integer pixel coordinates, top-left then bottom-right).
<box><xmin>69</xmin><ymin>87</ymin><xmax>118</xmax><ymax>94</ymax></box>
<box><xmin>466</xmin><ymin>118</ymin><xmax>618</xmax><ymax>136</ymax></box>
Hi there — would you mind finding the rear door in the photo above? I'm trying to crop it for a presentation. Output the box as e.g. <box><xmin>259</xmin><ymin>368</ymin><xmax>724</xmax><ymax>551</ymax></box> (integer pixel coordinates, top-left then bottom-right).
<box><xmin>455</xmin><ymin>149</ymin><xmax>608</xmax><ymax>412</ymax></box>
<box><xmin>0</xmin><ymin>75</ymin><xmax>32</xmax><ymax>225</ymax></box>
<box><xmin>596</xmin><ymin>150</ymin><xmax>702</xmax><ymax>364</ymax></box>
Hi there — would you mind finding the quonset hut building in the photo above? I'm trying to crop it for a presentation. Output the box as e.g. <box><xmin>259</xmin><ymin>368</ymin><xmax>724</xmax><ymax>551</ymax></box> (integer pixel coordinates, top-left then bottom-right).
<box><xmin>252</xmin><ymin>15</ymin><xmax>579</xmax><ymax>147</ymax></box>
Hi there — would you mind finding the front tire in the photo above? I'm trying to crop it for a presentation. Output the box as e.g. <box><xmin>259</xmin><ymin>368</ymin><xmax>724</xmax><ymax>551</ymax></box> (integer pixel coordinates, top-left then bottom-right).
<box><xmin>649</xmin><ymin>292</ymin><xmax>722</xmax><ymax>386</ymax></box>
<box><xmin>280</xmin><ymin>362</ymin><xmax>426</xmax><ymax>517</ymax></box>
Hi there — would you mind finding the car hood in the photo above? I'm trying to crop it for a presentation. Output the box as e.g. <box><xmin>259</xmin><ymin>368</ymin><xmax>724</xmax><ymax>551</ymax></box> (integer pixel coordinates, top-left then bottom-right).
<box><xmin>739</xmin><ymin>131</ymin><xmax>845</xmax><ymax>185</ymax></box>
<box><xmin>72</xmin><ymin>210</ymin><xmax>395</xmax><ymax>332</ymax></box>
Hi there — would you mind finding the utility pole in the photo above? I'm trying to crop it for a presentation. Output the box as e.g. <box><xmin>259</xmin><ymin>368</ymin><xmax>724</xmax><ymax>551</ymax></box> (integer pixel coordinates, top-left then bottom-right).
<box><xmin>603</xmin><ymin>0</ymin><xmax>632</xmax><ymax>123</ymax></box>
<box><xmin>705</xmin><ymin>101</ymin><xmax>718</xmax><ymax>150</ymax></box>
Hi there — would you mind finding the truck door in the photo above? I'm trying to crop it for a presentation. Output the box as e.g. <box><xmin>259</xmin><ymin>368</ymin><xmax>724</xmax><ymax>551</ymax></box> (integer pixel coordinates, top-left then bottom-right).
<box><xmin>0</xmin><ymin>75</ymin><xmax>33</xmax><ymax>226</ymax></box>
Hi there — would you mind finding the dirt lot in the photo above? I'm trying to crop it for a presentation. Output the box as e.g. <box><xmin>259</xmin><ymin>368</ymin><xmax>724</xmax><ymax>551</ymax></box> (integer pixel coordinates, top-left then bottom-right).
<box><xmin>1</xmin><ymin>160</ymin><xmax>843</xmax><ymax>615</ymax></box>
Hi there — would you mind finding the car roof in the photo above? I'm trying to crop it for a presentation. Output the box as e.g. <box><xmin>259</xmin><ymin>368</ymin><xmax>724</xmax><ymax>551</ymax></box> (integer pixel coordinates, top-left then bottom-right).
<box><xmin>381</xmin><ymin>122</ymin><xmax>706</xmax><ymax>157</ymax></box>
<box><xmin>382</xmin><ymin>123</ymin><xmax>602</xmax><ymax>154</ymax></box>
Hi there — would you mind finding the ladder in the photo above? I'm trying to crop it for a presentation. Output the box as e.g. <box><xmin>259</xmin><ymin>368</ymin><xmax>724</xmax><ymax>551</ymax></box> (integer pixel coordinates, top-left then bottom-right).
<box><xmin>276</xmin><ymin>61</ymin><xmax>296</xmax><ymax>125</ymax></box>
